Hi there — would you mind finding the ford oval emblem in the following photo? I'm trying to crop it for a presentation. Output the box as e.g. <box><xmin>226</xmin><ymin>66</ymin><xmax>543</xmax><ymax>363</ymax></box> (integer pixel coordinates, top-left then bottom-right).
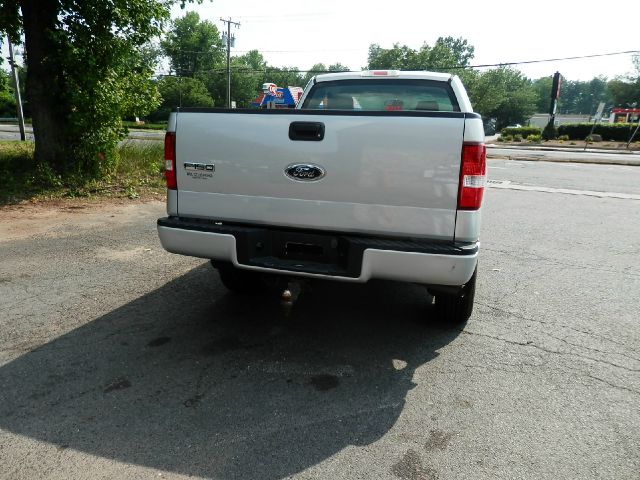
<box><xmin>284</xmin><ymin>163</ymin><xmax>325</xmax><ymax>182</ymax></box>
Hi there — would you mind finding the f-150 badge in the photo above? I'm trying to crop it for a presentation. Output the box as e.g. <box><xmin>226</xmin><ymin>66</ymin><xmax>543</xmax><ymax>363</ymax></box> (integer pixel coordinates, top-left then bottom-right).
<box><xmin>284</xmin><ymin>163</ymin><xmax>325</xmax><ymax>182</ymax></box>
<box><xmin>184</xmin><ymin>162</ymin><xmax>215</xmax><ymax>179</ymax></box>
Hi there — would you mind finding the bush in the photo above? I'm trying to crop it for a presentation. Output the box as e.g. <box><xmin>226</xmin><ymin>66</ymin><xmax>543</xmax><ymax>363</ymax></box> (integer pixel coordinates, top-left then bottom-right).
<box><xmin>527</xmin><ymin>134</ymin><xmax>542</xmax><ymax>143</ymax></box>
<box><xmin>501</xmin><ymin>134</ymin><xmax>513</xmax><ymax>142</ymax></box>
<box><xmin>0</xmin><ymin>139</ymin><xmax>164</xmax><ymax>204</ymax></box>
<box><xmin>500</xmin><ymin>126</ymin><xmax>542</xmax><ymax>138</ymax></box>
<box><xmin>0</xmin><ymin>91</ymin><xmax>17</xmax><ymax>118</ymax></box>
<box><xmin>558</xmin><ymin>135</ymin><xmax>569</xmax><ymax>141</ymax></box>
<box><xmin>513</xmin><ymin>134</ymin><xmax>523</xmax><ymax>142</ymax></box>
<box><xmin>542</xmin><ymin>121</ymin><xmax>558</xmax><ymax>140</ymax></box>
<box><xmin>557</xmin><ymin>123</ymin><xmax>638</xmax><ymax>141</ymax></box>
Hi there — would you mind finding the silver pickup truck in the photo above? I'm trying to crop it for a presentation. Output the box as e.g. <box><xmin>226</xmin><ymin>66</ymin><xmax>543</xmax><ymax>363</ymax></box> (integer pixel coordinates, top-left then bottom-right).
<box><xmin>157</xmin><ymin>70</ymin><xmax>486</xmax><ymax>324</ymax></box>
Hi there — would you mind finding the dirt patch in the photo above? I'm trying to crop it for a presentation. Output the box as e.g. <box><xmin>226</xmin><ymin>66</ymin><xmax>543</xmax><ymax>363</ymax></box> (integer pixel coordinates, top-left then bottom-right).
<box><xmin>96</xmin><ymin>246</ymin><xmax>155</xmax><ymax>261</ymax></box>
<box><xmin>0</xmin><ymin>197</ymin><xmax>165</xmax><ymax>243</ymax></box>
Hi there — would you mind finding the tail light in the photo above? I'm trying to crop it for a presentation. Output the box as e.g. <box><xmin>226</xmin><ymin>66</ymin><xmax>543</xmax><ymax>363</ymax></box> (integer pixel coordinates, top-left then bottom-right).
<box><xmin>164</xmin><ymin>132</ymin><xmax>177</xmax><ymax>190</ymax></box>
<box><xmin>458</xmin><ymin>142</ymin><xmax>487</xmax><ymax>210</ymax></box>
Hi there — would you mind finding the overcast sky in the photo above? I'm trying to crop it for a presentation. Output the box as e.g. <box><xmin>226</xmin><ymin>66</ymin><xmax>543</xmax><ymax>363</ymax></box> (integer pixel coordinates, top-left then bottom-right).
<box><xmin>170</xmin><ymin>0</ymin><xmax>639</xmax><ymax>81</ymax></box>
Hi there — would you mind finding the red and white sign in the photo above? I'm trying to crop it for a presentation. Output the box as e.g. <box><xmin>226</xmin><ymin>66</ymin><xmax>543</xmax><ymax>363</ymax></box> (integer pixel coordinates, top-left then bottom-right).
<box><xmin>262</xmin><ymin>83</ymin><xmax>282</xmax><ymax>98</ymax></box>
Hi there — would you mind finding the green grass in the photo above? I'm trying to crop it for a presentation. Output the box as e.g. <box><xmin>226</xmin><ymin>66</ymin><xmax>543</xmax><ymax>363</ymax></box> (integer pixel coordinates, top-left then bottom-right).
<box><xmin>123</xmin><ymin>120</ymin><xmax>167</xmax><ymax>130</ymax></box>
<box><xmin>0</xmin><ymin>140</ymin><xmax>165</xmax><ymax>205</ymax></box>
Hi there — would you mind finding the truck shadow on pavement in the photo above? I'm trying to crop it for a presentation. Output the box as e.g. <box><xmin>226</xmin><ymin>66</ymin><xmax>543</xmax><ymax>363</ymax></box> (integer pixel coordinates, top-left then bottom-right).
<box><xmin>0</xmin><ymin>264</ymin><xmax>462</xmax><ymax>479</ymax></box>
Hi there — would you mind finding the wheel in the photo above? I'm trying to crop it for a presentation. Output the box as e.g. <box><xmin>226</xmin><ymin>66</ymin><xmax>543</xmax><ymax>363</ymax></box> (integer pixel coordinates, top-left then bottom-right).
<box><xmin>213</xmin><ymin>262</ymin><xmax>285</xmax><ymax>294</ymax></box>
<box><xmin>435</xmin><ymin>267</ymin><xmax>477</xmax><ymax>325</ymax></box>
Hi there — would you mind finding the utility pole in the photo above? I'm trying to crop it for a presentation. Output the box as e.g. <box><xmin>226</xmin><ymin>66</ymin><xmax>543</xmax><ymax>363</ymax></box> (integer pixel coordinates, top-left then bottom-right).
<box><xmin>627</xmin><ymin>121</ymin><xmax>640</xmax><ymax>149</ymax></box>
<box><xmin>543</xmin><ymin>71</ymin><xmax>561</xmax><ymax>140</ymax></box>
<box><xmin>548</xmin><ymin>71</ymin><xmax>561</xmax><ymax>126</ymax></box>
<box><xmin>6</xmin><ymin>37</ymin><xmax>26</xmax><ymax>141</ymax></box>
<box><xmin>220</xmin><ymin>17</ymin><xmax>240</xmax><ymax>108</ymax></box>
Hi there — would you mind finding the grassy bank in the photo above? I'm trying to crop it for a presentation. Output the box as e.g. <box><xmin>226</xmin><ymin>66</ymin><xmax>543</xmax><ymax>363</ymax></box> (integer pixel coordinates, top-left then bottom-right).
<box><xmin>0</xmin><ymin>140</ymin><xmax>165</xmax><ymax>205</ymax></box>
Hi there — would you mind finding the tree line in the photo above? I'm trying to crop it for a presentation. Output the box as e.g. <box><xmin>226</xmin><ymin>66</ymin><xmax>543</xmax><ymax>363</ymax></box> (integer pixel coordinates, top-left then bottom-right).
<box><xmin>0</xmin><ymin>1</ymin><xmax>638</xmax><ymax>181</ymax></box>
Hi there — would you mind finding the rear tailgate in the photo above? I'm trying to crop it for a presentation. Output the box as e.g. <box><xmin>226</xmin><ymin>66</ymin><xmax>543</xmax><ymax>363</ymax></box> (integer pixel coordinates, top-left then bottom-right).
<box><xmin>175</xmin><ymin>109</ymin><xmax>466</xmax><ymax>240</ymax></box>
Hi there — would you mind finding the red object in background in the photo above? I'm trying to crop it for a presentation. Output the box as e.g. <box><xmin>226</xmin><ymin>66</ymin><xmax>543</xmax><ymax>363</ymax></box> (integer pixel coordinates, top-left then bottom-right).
<box><xmin>384</xmin><ymin>99</ymin><xmax>404</xmax><ymax>111</ymax></box>
<box><xmin>612</xmin><ymin>108</ymin><xmax>640</xmax><ymax>114</ymax></box>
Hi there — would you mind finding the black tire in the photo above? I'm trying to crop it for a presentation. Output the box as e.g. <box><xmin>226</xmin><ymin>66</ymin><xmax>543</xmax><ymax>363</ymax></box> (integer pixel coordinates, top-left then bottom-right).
<box><xmin>213</xmin><ymin>262</ymin><xmax>285</xmax><ymax>294</ymax></box>
<box><xmin>435</xmin><ymin>267</ymin><xmax>477</xmax><ymax>325</ymax></box>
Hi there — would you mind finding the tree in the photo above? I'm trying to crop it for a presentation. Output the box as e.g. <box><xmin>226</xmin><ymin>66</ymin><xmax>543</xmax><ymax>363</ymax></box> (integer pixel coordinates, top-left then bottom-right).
<box><xmin>367</xmin><ymin>44</ymin><xmax>418</xmax><ymax>70</ymax></box>
<box><xmin>148</xmin><ymin>76</ymin><xmax>213</xmax><ymax>122</ymax></box>
<box><xmin>0</xmin><ymin>64</ymin><xmax>16</xmax><ymax>117</ymax></box>
<box><xmin>607</xmin><ymin>79</ymin><xmax>640</xmax><ymax>108</ymax></box>
<box><xmin>532</xmin><ymin>75</ymin><xmax>612</xmax><ymax>115</ymax></box>
<box><xmin>466</xmin><ymin>68</ymin><xmax>537</xmax><ymax>130</ymax></box>
<box><xmin>420</xmin><ymin>37</ymin><xmax>474</xmax><ymax>71</ymax></box>
<box><xmin>0</xmin><ymin>0</ymin><xmax>173</xmax><ymax>178</ymax></box>
<box><xmin>302</xmin><ymin>63</ymin><xmax>327</xmax><ymax>86</ymax></box>
<box><xmin>532</xmin><ymin>76</ymin><xmax>553</xmax><ymax>113</ymax></box>
<box><xmin>607</xmin><ymin>53</ymin><xmax>640</xmax><ymax>108</ymax></box>
<box><xmin>161</xmin><ymin>11</ymin><xmax>224</xmax><ymax>78</ymax></box>
<box><xmin>267</xmin><ymin>67</ymin><xmax>304</xmax><ymax>89</ymax></box>
<box><xmin>364</xmin><ymin>38</ymin><xmax>534</xmax><ymax>129</ymax></box>
<box><xmin>199</xmin><ymin>50</ymin><xmax>266</xmax><ymax>108</ymax></box>
<box><xmin>139</xmin><ymin>41</ymin><xmax>164</xmax><ymax>73</ymax></box>
<box><xmin>366</xmin><ymin>37</ymin><xmax>474</xmax><ymax>72</ymax></box>
<box><xmin>0</xmin><ymin>76</ymin><xmax>16</xmax><ymax>118</ymax></box>
<box><xmin>327</xmin><ymin>63</ymin><xmax>351</xmax><ymax>72</ymax></box>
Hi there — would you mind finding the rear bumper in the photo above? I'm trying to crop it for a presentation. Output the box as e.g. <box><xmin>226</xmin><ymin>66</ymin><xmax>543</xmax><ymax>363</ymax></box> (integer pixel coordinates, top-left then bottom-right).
<box><xmin>157</xmin><ymin>217</ymin><xmax>478</xmax><ymax>286</ymax></box>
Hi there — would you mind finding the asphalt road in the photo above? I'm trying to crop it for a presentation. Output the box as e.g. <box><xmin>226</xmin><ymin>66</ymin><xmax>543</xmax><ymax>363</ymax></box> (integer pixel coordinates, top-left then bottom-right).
<box><xmin>0</xmin><ymin>160</ymin><xmax>638</xmax><ymax>479</ymax></box>
<box><xmin>0</xmin><ymin>124</ymin><xmax>34</xmax><ymax>141</ymax></box>
<box><xmin>0</xmin><ymin>124</ymin><xmax>163</xmax><ymax>141</ymax></box>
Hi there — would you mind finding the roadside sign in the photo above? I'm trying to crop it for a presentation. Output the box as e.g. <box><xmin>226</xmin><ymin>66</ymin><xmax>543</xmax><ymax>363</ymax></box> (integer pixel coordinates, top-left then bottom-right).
<box><xmin>594</xmin><ymin>102</ymin><xmax>605</xmax><ymax>122</ymax></box>
<box><xmin>585</xmin><ymin>102</ymin><xmax>607</xmax><ymax>151</ymax></box>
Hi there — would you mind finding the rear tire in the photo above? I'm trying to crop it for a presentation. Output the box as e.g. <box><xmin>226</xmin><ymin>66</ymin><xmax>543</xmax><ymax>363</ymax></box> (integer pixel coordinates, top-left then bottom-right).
<box><xmin>435</xmin><ymin>267</ymin><xmax>477</xmax><ymax>325</ymax></box>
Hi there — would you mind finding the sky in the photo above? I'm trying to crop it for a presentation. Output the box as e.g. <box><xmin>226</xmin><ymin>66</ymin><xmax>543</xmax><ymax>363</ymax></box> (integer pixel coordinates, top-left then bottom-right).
<box><xmin>169</xmin><ymin>0</ymin><xmax>639</xmax><ymax>81</ymax></box>
<box><xmin>1</xmin><ymin>1</ymin><xmax>638</xmax><ymax>82</ymax></box>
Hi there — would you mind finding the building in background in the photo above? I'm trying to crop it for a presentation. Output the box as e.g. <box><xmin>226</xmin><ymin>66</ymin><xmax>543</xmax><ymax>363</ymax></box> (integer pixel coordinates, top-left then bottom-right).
<box><xmin>251</xmin><ymin>83</ymin><xmax>303</xmax><ymax>108</ymax></box>
<box><xmin>609</xmin><ymin>108</ymin><xmax>640</xmax><ymax>123</ymax></box>
<box><xmin>528</xmin><ymin>114</ymin><xmax>591</xmax><ymax>128</ymax></box>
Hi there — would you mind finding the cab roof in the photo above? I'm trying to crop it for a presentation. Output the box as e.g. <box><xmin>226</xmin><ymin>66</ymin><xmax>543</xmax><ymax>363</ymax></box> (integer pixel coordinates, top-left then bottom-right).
<box><xmin>314</xmin><ymin>70</ymin><xmax>454</xmax><ymax>83</ymax></box>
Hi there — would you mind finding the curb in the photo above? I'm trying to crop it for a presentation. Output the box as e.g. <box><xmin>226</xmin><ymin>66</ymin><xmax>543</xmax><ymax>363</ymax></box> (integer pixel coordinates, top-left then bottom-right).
<box><xmin>487</xmin><ymin>152</ymin><xmax>640</xmax><ymax>167</ymax></box>
<box><xmin>487</xmin><ymin>144</ymin><xmax>639</xmax><ymax>155</ymax></box>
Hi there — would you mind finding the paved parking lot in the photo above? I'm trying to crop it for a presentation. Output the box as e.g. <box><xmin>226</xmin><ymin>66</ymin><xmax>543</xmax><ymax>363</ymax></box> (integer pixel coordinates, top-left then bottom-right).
<box><xmin>1</xmin><ymin>160</ymin><xmax>638</xmax><ymax>479</ymax></box>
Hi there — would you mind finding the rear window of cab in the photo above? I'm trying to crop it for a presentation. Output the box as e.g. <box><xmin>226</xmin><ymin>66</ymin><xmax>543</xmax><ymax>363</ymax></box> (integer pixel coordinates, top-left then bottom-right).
<box><xmin>301</xmin><ymin>79</ymin><xmax>460</xmax><ymax>112</ymax></box>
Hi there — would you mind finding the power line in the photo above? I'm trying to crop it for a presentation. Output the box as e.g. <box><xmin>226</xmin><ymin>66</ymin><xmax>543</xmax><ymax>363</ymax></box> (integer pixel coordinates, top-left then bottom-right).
<box><xmin>465</xmin><ymin>50</ymin><xmax>640</xmax><ymax>69</ymax></box>
<box><xmin>234</xmin><ymin>12</ymin><xmax>332</xmax><ymax>18</ymax></box>
<box><xmin>233</xmin><ymin>48</ymin><xmax>363</xmax><ymax>54</ymax></box>
<box><xmin>156</xmin><ymin>49</ymin><xmax>640</xmax><ymax>77</ymax></box>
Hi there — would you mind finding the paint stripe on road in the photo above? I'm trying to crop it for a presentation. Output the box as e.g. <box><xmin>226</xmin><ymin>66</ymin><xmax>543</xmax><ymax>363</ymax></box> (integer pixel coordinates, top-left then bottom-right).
<box><xmin>487</xmin><ymin>180</ymin><xmax>640</xmax><ymax>200</ymax></box>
